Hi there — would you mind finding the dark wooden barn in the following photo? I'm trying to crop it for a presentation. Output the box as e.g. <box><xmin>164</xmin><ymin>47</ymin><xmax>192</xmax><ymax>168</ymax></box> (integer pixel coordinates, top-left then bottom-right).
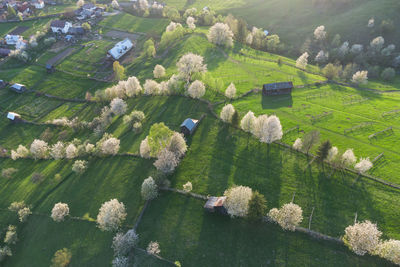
<box><xmin>204</xmin><ymin>196</ymin><xmax>228</xmax><ymax>215</ymax></box>
<box><xmin>180</xmin><ymin>118</ymin><xmax>199</xmax><ymax>136</ymax></box>
<box><xmin>263</xmin><ymin>82</ymin><xmax>293</xmax><ymax>96</ymax></box>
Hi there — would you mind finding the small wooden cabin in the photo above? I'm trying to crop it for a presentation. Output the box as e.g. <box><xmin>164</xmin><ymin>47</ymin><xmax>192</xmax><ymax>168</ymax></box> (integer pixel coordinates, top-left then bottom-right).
<box><xmin>263</xmin><ymin>82</ymin><xmax>293</xmax><ymax>96</ymax></box>
<box><xmin>46</xmin><ymin>64</ymin><xmax>55</xmax><ymax>73</ymax></box>
<box><xmin>10</xmin><ymin>83</ymin><xmax>26</xmax><ymax>93</ymax></box>
<box><xmin>180</xmin><ymin>118</ymin><xmax>199</xmax><ymax>136</ymax></box>
<box><xmin>7</xmin><ymin>112</ymin><xmax>21</xmax><ymax>122</ymax></box>
<box><xmin>204</xmin><ymin>196</ymin><xmax>228</xmax><ymax>215</ymax></box>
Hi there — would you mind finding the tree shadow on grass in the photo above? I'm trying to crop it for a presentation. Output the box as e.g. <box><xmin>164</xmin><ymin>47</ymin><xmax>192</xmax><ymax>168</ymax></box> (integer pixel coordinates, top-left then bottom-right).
<box><xmin>261</xmin><ymin>94</ymin><xmax>293</xmax><ymax>109</ymax></box>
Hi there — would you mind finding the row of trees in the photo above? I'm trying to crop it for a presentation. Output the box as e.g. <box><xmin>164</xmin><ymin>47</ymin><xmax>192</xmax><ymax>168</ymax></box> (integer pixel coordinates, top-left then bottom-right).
<box><xmin>10</xmin><ymin>133</ymin><xmax>120</xmax><ymax>160</ymax></box>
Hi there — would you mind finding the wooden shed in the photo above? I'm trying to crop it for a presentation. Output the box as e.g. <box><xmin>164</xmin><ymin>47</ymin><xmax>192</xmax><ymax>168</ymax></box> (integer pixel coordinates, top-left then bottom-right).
<box><xmin>7</xmin><ymin>112</ymin><xmax>21</xmax><ymax>122</ymax></box>
<box><xmin>46</xmin><ymin>64</ymin><xmax>55</xmax><ymax>73</ymax></box>
<box><xmin>180</xmin><ymin>118</ymin><xmax>199</xmax><ymax>136</ymax></box>
<box><xmin>263</xmin><ymin>82</ymin><xmax>293</xmax><ymax>96</ymax></box>
<box><xmin>204</xmin><ymin>196</ymin><xmax>228</xmax><ymax>215</ymax></box>
<box><xmin>10</xmin><ymin>83</ymin><xmax>26</xmax><ymax>93</ymax></box>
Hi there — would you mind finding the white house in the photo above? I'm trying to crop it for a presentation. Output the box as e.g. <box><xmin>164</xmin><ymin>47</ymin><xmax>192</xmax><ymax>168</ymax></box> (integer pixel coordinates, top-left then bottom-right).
<box><xmin>50</xmin><ymin>20</ymin><xmax>72</xmax><ymax>34</ymax></box>
<box><xmin>5</xmin><ymin>34</ymin><xmax>22</xmax><ymax>45</ymax></box>
<box><xmin>107</xmin><ymin>38</ymin><xmax>133</xmax><ymax>60</ymax></box>
<box><xmin>33</xmin><ymin>0</ymin><xmax>45</xmax><ymax>9</ymax></box>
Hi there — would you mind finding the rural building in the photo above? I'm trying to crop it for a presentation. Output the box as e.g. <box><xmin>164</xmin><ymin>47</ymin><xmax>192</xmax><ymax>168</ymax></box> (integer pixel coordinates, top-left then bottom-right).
<box><xmin>32</xmin><ymin>0</ymin><xmax>44</xmax><ymax>8</ymax></box>
<box><xmin>10</xmin><ymin>83</ymin><xmax>26</xmax><ymax>93</ymax></box>
<box><xmin>7</xmin><ymin>112</ymin><xmax>21</xmax><ymax>121</ymax></box>
<box><xmin>46</xmin><ymin>64</ymin><xmax>54</xmax><ymax>73</ymax></box>
<box><xmin>0</xmin><ymin>48</ymin><xmax>10</xmax><ymax>57</ymax></box>
<box><xmin>5</xmin><ymin>34</ymin><xmax>22</xmax><ymax>45</ymax></box>
<box><xmin>180</xmin><ymin>118</ymin><xmax>199</xmax><ymax>135</ymax></box>
<box><xmin>50</xmin><ymin>20</ymin><xmax>72</xmax><ymax>34</ymax></box>
<box><xmin>262</xmin><ymin>82</ymin><xmax>293</xmax><ymax>96</ymax></box>
<box><xmin>204</xmin><ymin>196</ymin><xmax>228</xmax><ymax>215</ymax></box>
<box><xmin>107</xmin><ymin>38</ymin><xmax>133</xmax><ymax>60</ymax></box>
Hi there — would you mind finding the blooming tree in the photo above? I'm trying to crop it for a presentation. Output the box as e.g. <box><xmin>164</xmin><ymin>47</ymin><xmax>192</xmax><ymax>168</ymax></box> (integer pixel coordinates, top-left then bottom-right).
<box><xmin>225</xmin><ymin>83</ymin><xmax>236</xmax><ymax>99</ymax></box>
<box><xmin>143</xmin><ymin>79</ymin><xmax>160</xmax><ymax>95</ymax></box>
<box><xmin>50</xmin><ymin>142</ymin><xmax>65</xmax><ymax>159</ymax></box>
<box><xmin>147</xmin><ymin>241</ymin><xmax>160</xmax><ymax>255</ymax></box>
<box><xmin>125</xmin><ymin>76</ymin><xmax>142</xmax><ymax>97</ymax></box>
<box><xmin>269</xmin><ymin>203</ymin><xmax>303</xmax><ymax>231</ymax></box>
<box><xmin>296</xmin><ymin>52</ymin><xmax>309</xmax><ymax>69</ymax></box>
<box><xmin>30</xmin><ymin>139</ymin><xmax>49</xmax><ymax>159</ymax></box>
<box><xmin>139</xmin><ymin>137</ymin><xmax>151</xmax><ymax>158</ymax></box>
<box><xmin>220</xmin><ymin>104</ymin><xmax>235</xmax><ymax>123</ymax></box>
<box><xmin>166</xmin><ymin>21</ymin><xmax>182</xmax><ymax>32</ymax></box>
<box><xmin>65</xmin><ymin>143</ymin><xmax>78</xmax><ymax>159</ymax></box>
<box><xmin>240</xmin><ymin>111</ymin><xmax>256</xmax><ymax>134</ymax></box>
<box><xmin>354</xmin><ymin>158</ymin><xmax>373</xmax><ymax>173</ymax></box>
<box><xmin>11</xmin><ymin>145</ymin><xmax>29</xmax><ymax>160</ymax></box>
<box><xmin>183</xmin><ymin>181</ymin><xmax>192</xmax><ymax>193</ymax></box>
<box><xmin>293</xmin><ymin>138</ymin><xmax>303</xmax><ymax>150</ymax></box>
<box><xmin>110</xmin><ymin>98</ymin><xmax>127</xmax><ymax>116</ymax></box>
<box><xmin>167</xmin><ymin>132</ymin><xmax>187</xmax><ymax>158</ymax></box>
<box><xmin>259</xmin><ymin>115</ymin><xmax>283</xmax><ymax>144</ymax></box>
<box><xmin>154</xmin><ymin>149</ymin><xmax>179</xmax><ymax>173</ymax></box>
<box><xmin>352</xmin><ymin>71</ymin><xmax>368</xmax><ymax>85</ymax></box>
<box><xmin>97</xmin><ymin>199</ymin><xmax>127</xmax><ymax>231</ymax></box>
<box><xmin>370</xmin><ymin>36</ymin><xmax>385</xmax><ymax>51</ymax></box>
<box><xmin>186</xmin><ymin>16</ymin><xmax>196</xmax><ymax>30</ymax></box>
<box><xmin>112</xmin><ymin>229</ymin><xmax>138</xmax><ymax>256</ymax></box>
<box><xmin>72</xmin><ymin>160</ymin><xmax>88</xmax><ymax>174</ymax></box>
<box><xmin>18</xmin><ymin>207</ymin><xmax>31</xmax><ymax>222</ymax></box>
<box><xmin>208</xmin><ymin>23</ymin><xmax>234</xmax><ymax>47</ymax></box>
<box><xmin>101</xmin><ymin>137</ymin><xmax>120</xmax><ymax>155</ymax></box>
<box><xmin>153</xmin><ymin>64</ymin><xmax>166</xmax><ymax>78</ymax></box>
<box><xmin>4</xmin><ymin>225</ymin><xmax>17</xmax><ymax>245</ymax></box>
<box><xmin>187</xmin><ymin>80</ymin><xmax>205</xmax><ymax>99</ymax></box>
<box><xmin>177</xmin><ymin>53</ymin><xmax>207</xmax><ymax>82</ymax></box>
<box><xmin>223</xmin><ymin>185</ymin><xmax>253</xmax><ymax>217</ymax></box>
<box><xmin>51</xmin><ymin>203</ymin><xmax>69</xmax><ymax>222</ymax></box>
<box><xmin>141</xmin><ymin>177</ymin><xmax>158</xmax><ymax>200</ymax></box>
<box><xmin>342</xmin><ymin>149</ymin><xmax>357</xmax><ymax>166</ymax></box>
<box><xmin>314</xmin><ymin>25</ymin><xmax>327</xmax><ymax>40</ymax></box>
<box><xmin>343</xmin><ymin>220</ymin><xmax>382</xmax><ymax>256</ymax></box>
<box><xmin>327</xmin><ymin>146</ymin><xmax>338</xmax><ymax>162</ymax></box>
<box><xmin>377</xmin><ymin>239</ymin><xmax>400</xmax><ymax>265</ymax></box>
<box><xmin>111</xmin><ymin>0</ymin><xmax>119</xmax><ymax>9</ymax></box>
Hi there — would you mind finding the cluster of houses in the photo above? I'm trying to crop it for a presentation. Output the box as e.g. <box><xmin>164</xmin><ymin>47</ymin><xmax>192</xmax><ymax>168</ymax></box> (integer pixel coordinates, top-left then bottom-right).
<box><xmin>75</xmin><ymin>3</ymin><xmax>103</xmax><ymax>21</ymax></box>
<box><xmin>0</xmin><ymin>0</ymin><xmax>45</xmax><ymax>20</ymax></box>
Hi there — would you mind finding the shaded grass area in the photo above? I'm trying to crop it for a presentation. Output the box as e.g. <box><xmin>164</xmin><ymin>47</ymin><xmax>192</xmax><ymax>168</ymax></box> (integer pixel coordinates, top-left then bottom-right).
<box><xmin>138</xmin><ymin>192</ymin><xmax>392</xmax><ymax>266</ymax></box>
<box><xmin>99</xmin><ymin>13</ymin><xmax>169</xmax><ymax>35</ymax></box>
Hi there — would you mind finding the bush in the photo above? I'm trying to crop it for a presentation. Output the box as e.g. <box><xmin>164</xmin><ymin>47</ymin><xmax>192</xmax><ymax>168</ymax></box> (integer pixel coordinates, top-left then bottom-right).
<box><xmin>141</xmin><ymin>177</ymin><xmax>158</xmax><ymax>200</ymax></box>
<box><xmin>247</xmin><ymin>191</ymin><xmax>267</xmax><ymax>221</ymax></box>
<box><xmin>2</xmin><ymin>168</ymin><xmax>18</xmax><ymax>179</ymax></box>
<box><xmin>4</xmin><ymin>225</ymin><xmax>17</xmax><ymax>245</ymax></box>
<box><xmin>381</xmin><ymin>67</ymin><xmax>395</xmax><ymax>81</ymax></box>
<box><xmin>72</xmin><ymin>160</ymin><xmax>88</xmax><ymax>174</ymax></box>
<box><xmin>18</xmin><ymin>207</ymin><xmax>31</xmax><ymax>222</ymax></box>
<box><xmin>51</xmin><ymin>248</ymin><xmax>72</xmax><ymax>267</ymax></box>
<box><xmin>112</xmin><ymin>229</ymin><xmax>138</xmax><ymax>256</ymax></box>
<box><xmin>31</xmin><ymin>172</ymin><xmax>44</xmax><ymax>184</ymax></box>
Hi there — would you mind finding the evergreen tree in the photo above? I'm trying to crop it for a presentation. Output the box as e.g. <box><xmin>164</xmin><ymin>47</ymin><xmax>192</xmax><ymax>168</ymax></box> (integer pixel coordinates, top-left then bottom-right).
<box><xmin>316</xmin><ymin>140</ymin><xmax>332</xmax><ymax>162</ymax></box>
<box><xmin>247</xmin><ymin>191</ymin><xmax>267</xmax><ymax>221</ymax></box>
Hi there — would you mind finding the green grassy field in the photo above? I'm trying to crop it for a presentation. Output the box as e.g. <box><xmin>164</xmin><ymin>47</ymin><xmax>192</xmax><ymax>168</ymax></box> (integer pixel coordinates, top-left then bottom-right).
<box><xmin>0</xmin><ymin>18</ymin><xmax>52</xmax><ymax>39</ymax></box>
<box><xmin>99</xmin><ymin>13</ymin><xmax>170</xmax><ymax>35</ymax></box>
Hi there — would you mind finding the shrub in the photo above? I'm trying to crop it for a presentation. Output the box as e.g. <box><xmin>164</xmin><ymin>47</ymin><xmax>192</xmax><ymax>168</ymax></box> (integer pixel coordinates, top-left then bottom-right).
<box><xmin>182</xmin><ymin>181</ymin><xmax>192</xmax><ymax>193</ymax></box>
<box><xmin>247</xmin><ymin>191</ymin><xmax>267</xmax><ymax>221</ymax></box>
<box><xmin>381</xmin><ymin>67</ymin><xmax>395</xmax><ymax>81</ymax></box>
<box><xmin>141</xmin><ymin>177</ymin><xmax>158</xmax><ymax>200</ymax></box>
<box><xmin>18</xmin><ymin>207</ymin><xmax>31</xmax><ymax>222</ymax></box>
<box><xmin>72</xmin><ymin>160</ymin><xmax>88</xmax><ymax>174</ymax></box>
<box><xmin>51</xmin><ymin>248</ymin><xmax>72</xmax><ymax>267</ymax></box>
<box><xmin>352</xmin><ymin>71</ymin><xmax>368</xmax><ymax>85</ymax></box>
<box><xmin>8</xmin><ymin>201</ymin><xmax>26</xmax><ymax>212</ymax></box>
<box><xmin>31</xmin><ymin>172</ymin><xmax>45</xmax><ymax>184</ymax></box>
<box><xmin>146</xmin><ymin>241</ymin><xmax>160</xmax><ymax>255</ymax></box>
<box><xmin>97</xmin><ymin>199</ymin><xmax>127</xmax><ymax>231</ymax></box>
<box><xmin>292</xmin><ymin>138</ymin><xmax>303</xmax><ymax>150</ymax></box>
<box><xmin>51</xmin><ymin>203</ymin><xmax>70</xmax><ymax>222</ymax></box>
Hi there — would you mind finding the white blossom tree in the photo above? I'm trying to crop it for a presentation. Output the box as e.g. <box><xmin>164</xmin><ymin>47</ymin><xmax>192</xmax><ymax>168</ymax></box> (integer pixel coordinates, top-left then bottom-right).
<box><xmin>225</xmin><ymin>83</ymin><xmax>236</xmax><ymax>99</ymax></box>
<box><xmin>183</xmin><ymin>181</ymin><xmax>192</xmax><ymax>193</ymax></box>
<box><xmin>30</xmin><ymin>139</ymin><xmax>49</xmax><ymax>159</ymax></box>
<box><xmin>223</xmin><ymin>185</ymin><xmax>253</xmax><ymax>217</ymax></box>
<box><xmin>110</xmin><ymin>98</ymin><xmax>127</xmax><ymax>116</ymax></box>
<box><xmin>187</xmin><ymin>80</ymin><xmax>205</xmax><ymax>99</ymax></box>
<box><xmin>259</xmin><ymin>115</ymin><xmax>283</xmax><ymax>144</ymax></box>
<box><xmin>97</xmin><ymin>199</ymin><xmax>127</xmax><ymax>231</ymax></box>
<box><xmin>111</xmin><ymin>0</ymin><xmax>119</xmax><ymax>9</ymax></box>
<box><xmin>154</xmin><ymin>149</ymin><xmax>179</xmax><ymax>173</ymax></box>
<box><xmin>269</xmin><ymin>203</ymin><xmax>303</xmax><ymax>231</ymax></box>
<box><xmin>166</xmin><ymin>21</ymin><xmax>182</xmax><ymax>32</ymax></box>
<box><xmin>167</xmin><ymin>132</ymin><xmax>187</xmax><ymax>158</ymax></box>
<box><xmin>18</xmin><ymin>207</ymin><xmax>31</xmax><ymax>222</ymax></box>
<box><xmin>11</xmin><ymin>145</ymin><xmax>29</xmax><ymax>160</ymax></box>
<box><xmin>50</xmin><ymin>142</ymin><xmax>65</xmax><ymax>159</ymax></box>
<box><xmin>112</xmin><ymin>229</ymin><xmax>138</xmax><ymax>256</ymax></box>
<box><xmin>315</xmin><ymin>50</ymin><xmax>328</xmax><ymax>63</ymax></box>
<box><xmin>246</xmin><ymin>33</ymin><xmax>253</xmax><ymax>45</ymax></box>
<box><xmin>352</xmin><ymin>71</ymin><xmax>368</xmax><ymax>85</ymax></box>
<box><xmin>342</xmin><ymin>149</ymin><xmax>357</xmax><ymax>166</ymax></box>
<box><xmin>143</xmin><ymin>79</ymin><xmax>160</xmax><ymax>95</ymax></box>
<box><xmin>72</xmin><ymin>160</ymin><xmax>87</xmax><ymax>174</ymax></box>
<box><xmin>343</xmin><ymin>220</ymin><xmax>382</xmax><ymax>256</ymax></box>
<box><xmin>51</xmin><ymin>203</ymin><xmax>69</xmax><ymax>222</ymax></box>
<box><xmin>377</xmin><ymin>239</ymin><xmax>400</xmax><ymax>265</ymax></box>
<box><xmin>240</xmin><ymin>111</ymin><xmax>256</xmax><ymax>134</ymax></box>
<box><xmin>141</xmin><ymin>176</ymin><xmax>158</xmax><ymax>200</ymax></box>
<box><xmin>327</xmin><ymin>146</ymin><xmax>338</xmax><ymax>162</ymax></box>
<box><xmin>4</xmin><ymin>225</ymin><xmax>17</xmax><ymax>245</ymax></box>
<box><xmin>354</xmin><ymin>158</ymin><xmax>373</xmax><ymax>173</ymax></box>
<box><xmin>208</xmin><ymin>23</ymin><xmax>234</xmax><ymax>47</ymax></box>
<box><xmin>65</xmin><ymin>143</ymin><xmax>78</xmax><ymax>159</ymax></box>
<box><xmin>125</xmin><ymin>76</ymin><xmax>142</xmax><ymax>97</ymax></box>
<box><xmin>370</xmin><ymin>36</ymin><xmax>385</xmax><ymax>51</ymax></box>
<box><xmin>101</xmin><ymin>137</ymin><xmax>120</xmax><ymax>155</ymax></box>
<box><xmin>220</xmin><ymin>104</ymin><xmax>235</xmax><ymax>123</ymax></box>
<box><xmin>254</xmin><ymin>115</ymin><xmax>268</xmax><ymax>139</ymax></box>
<box><xmin>293</xmin><ymin>138</ymin><xmax>303</xmax><ymax>150</ymax></box>
<box><xmin>76</xmin><ymin>0</ymin><xmax>84</xmax><ymax>7</ymax></box>
<box><xmin>140</xmin><ymin>137</ymin><xmax>151</xmax><ymax>158</ymax></box>
<box><xmin>176</xmin><ymin>53</ymin><xmax>207</xmax><ymax>82</ymax></box>
<box><xmin>296</xmin><ymin>52</ymin><xmax>309</xmax><ymax>69</ymax></box>
<box><xmin>314</xmin><ymin>25</ymin><xmax>327</xmax><ymax>41</ymax></box>
<box><xmin>153</xmin><ymin>64</ymin><xmax>166</xmax><ymax>78</ymax></box>
<box><xmin>112</xmin><ymin>256</ymin><xmax>129</xmax><ymax>267</ymax></box>
<box><xmin>186</xmin><ymin>16</ymin><xmax>196</xmax><ymax>30</ymax></box>
<box><xmin>146</xmin><ymin>241</ymin><xmax>160</xmax><ymax>255</ymax></box>
<box><xmin>350</xmin><ymin>44</ymin><xmax>364</xmax><ymax>54</ymax></box>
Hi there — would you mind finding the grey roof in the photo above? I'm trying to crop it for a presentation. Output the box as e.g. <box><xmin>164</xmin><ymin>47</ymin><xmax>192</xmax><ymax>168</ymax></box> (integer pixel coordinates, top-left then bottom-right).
<box><xmin>263</xmin><ymin>82</ymin><xmax>293</xmax><ymax>90</ymax></box>
<box><xmin>180</xmin><ymin>118</ymin><xmax>197</xmax><ymax>131</ymax></box>
<box><xmin>0</xmin><ymin>48</ymin><xmax>10</xmax><ymax>56</ymax></box>
<box><xmin>51</xmin><ymin>20</ymin><xmax>66</xmax><ymax>28</ymax></box>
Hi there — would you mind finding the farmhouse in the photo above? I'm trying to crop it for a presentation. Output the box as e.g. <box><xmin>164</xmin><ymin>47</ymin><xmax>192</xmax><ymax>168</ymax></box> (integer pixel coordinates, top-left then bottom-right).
<box><xmin>262</xmin><ymin>82</ymin><xmax>293</xmax><ymax>96</ymax></box>
<box><xmin>10</xmin><ymin>83</ymin><xmax>26</xmax><ymax>93</ymax></box>
<box><xmin>50</xmin><ymin>20</ymin><xmax>72</xmax><ymax>34</ymax></box>
<box><xmin>107</xmin><ymin>38</ymin><xmax>133</xmax><ymax>60</ymax></box>
<box><xmin>7</xmin><ymin>112</ymin><xmax>21</xmax><ymax>121</ymax></box>
<box><xmin>5</xmin><ymin>34</ymin><xmax>22</xmax><ymax>45</ymax></box>
<box><xmin>180</xmin><ymin>118</ymin><xmax>199</xmax><ymax>135</ymax></box>
<box><xmin>204</xmin><ymin>196</ymin><xmax>227</xmax><ymax>215</ymax></box>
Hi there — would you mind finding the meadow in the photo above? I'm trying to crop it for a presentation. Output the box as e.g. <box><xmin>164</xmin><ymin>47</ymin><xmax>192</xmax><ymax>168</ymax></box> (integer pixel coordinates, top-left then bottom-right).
<box><xmin>0</xmin><ymin>11</ymin><xmax>399</xmax><ymax>267</ymax></box>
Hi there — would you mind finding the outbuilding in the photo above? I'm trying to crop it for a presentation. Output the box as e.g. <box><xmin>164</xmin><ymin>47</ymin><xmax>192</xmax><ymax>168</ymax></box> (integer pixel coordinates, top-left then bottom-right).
<box><xmin>107</xmin><ymin>38</ymin><xmax>133</xmax><ymax>60</ymax></box>
<box><xmin>50</xmin><ymin>20</ymin><xmax>72</xmax><ymax>34</ymax></box>
<box><xmin>7</xmin><ymin>112</ymin><xmax>21</xmax><ymax>121</ymax></box>
<box><xmin>180</xmin><ymin>118</ymin><xmax>199</xmax><ymax>135</ymax></box>
<box><xmin>204</xmin><ymin>196</ymin><xmax>228</xmax><ymax>215</ymax></box>
<box><xmin>262</xmin><ymin>82</ymin><xmax>293</xmax><ymax>96</ymax></box>
<box><xmin>46</xmin><ymin>64</ymin><xmax>55</xmax><ymax>73</ymax></box>
<box><xmin>10</xmin><ymin>83</ymin><xmax>26</xmax><ymax>93</ymax></box>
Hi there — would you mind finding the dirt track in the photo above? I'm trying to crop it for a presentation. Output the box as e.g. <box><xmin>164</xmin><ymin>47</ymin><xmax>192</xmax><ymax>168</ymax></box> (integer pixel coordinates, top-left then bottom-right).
<box><xmin>46</xmin><ymin>47</ymin><xmax>76</xmax><ymax>66</ymax></box>
<box><xmin>105</xmin><ymin>30</ymin><xmax>141</xmax><ymax>40</ymax></box>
